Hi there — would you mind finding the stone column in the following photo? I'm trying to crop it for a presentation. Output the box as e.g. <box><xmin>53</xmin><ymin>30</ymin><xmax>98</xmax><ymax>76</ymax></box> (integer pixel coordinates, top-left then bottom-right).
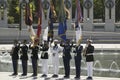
<box><xmin>105</xmin><ymin>0</ymin><xmax>115</xmax><ymax>32</ymax></box>
<box><xmin>83</xmin><ymin>0</ymin><xmax>93</xmax><ymax>31</ymax></box>
<box><xmin>41</xmin><ymin>0</ymin><xmax>50</xmax><ymax>29</ymax></box>
<box><xmin>19</xmin><ymin>0</ymin><xmax>29</xmax><ymax>29</ymax></box>
<box><xmin>0</xmin><ymin>0</ymin><xmax>7</xmax><ymax>28</ymax></box>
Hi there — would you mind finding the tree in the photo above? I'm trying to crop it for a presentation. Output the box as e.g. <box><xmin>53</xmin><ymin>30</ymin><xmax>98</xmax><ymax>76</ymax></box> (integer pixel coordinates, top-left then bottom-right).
<box><xmin>8</xmin><ymin>0</ymin><xmax>20</xmax><ymax>23</ymax></box>
<box><xmin>94</xmin><ymin>0</ymin><xmax>105</xmax><ymax>22</ymax></box>
<box><xmin>116</xmin><ymin>0</ymin><xmax>120</xmax><ymax>22</ymax></box>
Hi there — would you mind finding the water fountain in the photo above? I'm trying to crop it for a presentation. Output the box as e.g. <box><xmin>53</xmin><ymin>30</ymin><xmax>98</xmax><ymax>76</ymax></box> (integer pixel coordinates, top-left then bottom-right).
<box><xmin>109</xmin><ymin>61</ymin><xmax>120</xmax><ymax>77</ymax></box>
<box><xmin>93</xmin><ymin>60</ymin><xmax>102</xmax><ymax>75</ymax></box>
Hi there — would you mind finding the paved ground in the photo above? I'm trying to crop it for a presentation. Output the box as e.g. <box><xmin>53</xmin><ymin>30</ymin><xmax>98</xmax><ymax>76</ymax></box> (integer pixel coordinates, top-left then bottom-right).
<box><xmin>0</xmin><ymin>72</ymin><xmax>120</xmax><ymax>80</ymax></box>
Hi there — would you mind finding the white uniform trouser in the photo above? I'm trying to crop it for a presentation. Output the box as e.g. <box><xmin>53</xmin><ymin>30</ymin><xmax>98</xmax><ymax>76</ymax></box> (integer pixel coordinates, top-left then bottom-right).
<box><xmin>52</xmin><ymin>53</ymin><xmax>59</xmax><ymax>75</ymax></box>
<box><xmin>42</xmin><ymin>59</ymin><xmax>48</xmax><ymax>75</ymax></box>
<box><xmin>87</xmin><ymin>62</ymin><xmax>93</xmax><ymax>77</ymax></box>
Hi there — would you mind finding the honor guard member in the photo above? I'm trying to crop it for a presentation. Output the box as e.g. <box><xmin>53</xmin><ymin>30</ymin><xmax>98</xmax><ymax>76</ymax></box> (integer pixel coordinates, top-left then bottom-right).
<box><xmin>60</xmin><ymin>40</ymin><xmax>72</xmax><ymax>78</ymax></box>
<box><xmin>50</xmin><ymin>40</ymin><xmax>63</xmax><ymax>78</ymax></box>
<box><xmin>20</xmin><ymin>40</ymin><xmax>28</xmax><ymax>76</ymax></box>
<box><xmin>73</xmin><ymin>43</ymin><xmax>83</xmax><ymax>79</ymax></box>
<box><xmin>40</xmin><ymin>40</ymin><xmax>49</xmax><ymax>77</ymax></box>
<box><xmin>83</xmin><ymin>39</ymin><xmax>94</xmax><ymax>80</ymax></box>
<box><xmin>29</xmin><ymin>40</ymin><xmax>39</xmax><ymax>77</ymax></box>
<box><xmin>10</xmin><ymin>40</ymin><xmax>20</xmax><ymax>76</ymax></box>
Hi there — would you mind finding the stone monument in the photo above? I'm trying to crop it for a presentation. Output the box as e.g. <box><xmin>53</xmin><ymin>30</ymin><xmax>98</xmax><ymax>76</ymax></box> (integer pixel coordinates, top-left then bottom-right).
<box><xmin>83</xmin><ymin>0</ymin><xmax>93</xmax><ymax>31</ymax></box>
<box><xmin>105</xmin><ymin>0</ymin><xmax>115</xmax><ymax>32</ymax></box>
<box><xmin>0</xmin><ymin>0</ymin><xmax>7</xmax><ymax>27</ymax></box>
<box><xmin>19</xmin><ymin>0</ymin><xmax>29</xmax><ymax>29</ymax></box>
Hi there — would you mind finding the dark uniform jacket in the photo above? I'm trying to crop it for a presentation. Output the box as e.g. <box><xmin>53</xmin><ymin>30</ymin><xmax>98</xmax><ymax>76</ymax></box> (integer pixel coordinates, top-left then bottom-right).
<box><xmin>62</xmin><ymin>44</ymin><xmax>72</xmax><ymax>59</ymax></box>
<box><xmin>30</xmin><ymin>46</ymin><xmax>39</xmax><ymax>60</ymax></box>
<box><xmin>11</xmin><ymin>45</ymin><xmax>20</xmax><ymax>60</ymax></box>
<box><xmin>73</xmin><ymin>45</ymin><xmax>83</xmax><ymax>60</ymax></box>
<box><xmin>86</xmin><ymin>44</ymin><xmax>94</xmax><ymax>62</ymax></box>
<box><xmin>40</xmin><ymin>45</ymin><xmax>49</xmax><ymax>59</ymax></box>
<box><xmin>20</xmin><ymin>45</ymin><xmax>28</xmax><ymax>60</ymax></box>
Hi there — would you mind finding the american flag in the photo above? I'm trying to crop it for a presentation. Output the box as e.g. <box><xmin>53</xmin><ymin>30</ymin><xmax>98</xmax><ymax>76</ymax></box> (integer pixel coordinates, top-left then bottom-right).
<box><xmin>75</xmin><ymin>0</ymin><xmax>83</xmax><ymax>45</ymax></box>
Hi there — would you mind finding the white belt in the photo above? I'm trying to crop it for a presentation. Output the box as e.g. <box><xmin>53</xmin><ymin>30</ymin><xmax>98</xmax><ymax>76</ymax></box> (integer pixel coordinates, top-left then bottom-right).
<box><xmin>86</xmin><ymin>53</ymin><xmax>93</xmax><ymax>56</ymax></box>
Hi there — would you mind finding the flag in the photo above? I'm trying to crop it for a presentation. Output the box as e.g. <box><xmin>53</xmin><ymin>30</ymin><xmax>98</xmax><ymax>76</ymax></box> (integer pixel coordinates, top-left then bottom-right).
<box><xmin>43</xmin><ymin>27</ymin><xmax>48</xmax><ymax>41</ymax></box>
<box><xmin>36</xmin><ymin>0</ymin><xmax>42</xmax><ymax>39</ymax></box>
<box><xmin>75</xmin><ymin>22</ymin><xmax>82</xmax><ymax>45</ymax></box>
<box><xmin>58</xmin><ymin>0</ymin><xmax>67</xmax><ymax>41</ymax></box>
<box><xmin>36</xmin><ymin>18</ymin><xmax>41</xmax><ymax>38</ymax></box>
<box><xmin>58</xmin><ymin>20</ymin><xmax>67</xmax><ymax>41</ymax></box>
<box><xmin>27</xmin><ymin>25</ymin><xmax>36</xmax><ymax>41</ymax></box>
<box><xmin>48</xmin><ymin>1</ymin><xmax>56</xmax><ymax>42</ymax></box>
<box><xmin>76</xmin><ymin>0</ymin><xmax>82</xmax><ymax>22</ymax></box>
<box><xmin>25</xmin><ymin>3</ymin><xmax>32</xmax><ymax>26</ymax></box>
<box><xmin>25</xmin><ymin>3</ymin><xmax>36</xmax><ymax>42</ymax></box>
<box><xmin>75</xmin><ymin>0</ymin><xmax>83</xmax><ymax>45</ymax></box>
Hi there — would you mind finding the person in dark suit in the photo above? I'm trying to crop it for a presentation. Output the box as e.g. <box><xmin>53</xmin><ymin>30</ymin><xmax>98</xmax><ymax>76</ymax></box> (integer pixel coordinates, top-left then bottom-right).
<box><xmin>20</xmin><ymin>40</ymin><xmax>28</xmax><ymax>76</ymax></box>
<box><xmin>83</xmin><ymin>39</ymin><xmax>94</xmax><ymax>80</ymax></box>
<box><xmin>29</xmin><ymin>40</ymin><xmax>39</xmax><ymax>77</ymax></box>
<box><xmin>73</xmin><ymin>44</ymin><xmax>83</xmax><ymax>79</ymax></box>
<box><xmin>10</xmin><ymin>40</ymin><xmax>20</xmax><ymax>76</ymax></box>
<box><xmin>60</xmin><ymin>40</ymin><xmax>72</xmax><ymax>79</ymax></box>
<box><xmin>40</xmin><ymin>40</ymin><xmax>49</xmax><ymax>77</ymax></box>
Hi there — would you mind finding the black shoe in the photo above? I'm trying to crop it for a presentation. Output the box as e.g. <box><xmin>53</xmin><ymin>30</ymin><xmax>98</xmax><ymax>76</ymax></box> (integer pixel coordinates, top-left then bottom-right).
<box><xmin>64</xmin><ymin>76</ymin><xmax>69</xmax><ymax>79</ymax></box>
<box><xmin>52</xmin><ymin>74</ymin><xmax>58</xmax><ymax>78</ymax></box>
<box><xmin>21</xmin><ymin>74</ymin><xmax>27</xmax><ymax>76</ymax></box>
<box><xmin>31</xmin><ymin>74</ymin><xmax>37</xmax><ymax>77</ymax></box>
<box><xmin>41</xmin><ymin>74</ymin><xmax>47</xmax><ymax>77</ymax></box>
<box><xmin>87</xmin><ymin>76</ymin><xmax>93</xmax><ymax>80</ymax></box>
<box><xmin>11</xmin><ymin>73</ymin><xmax>18</xmax><ymax>76</ymax></box>
<box><xmin>74</xmin><ymin>76</ymin><xmax>80</xmax><ymax>79</ymax></box>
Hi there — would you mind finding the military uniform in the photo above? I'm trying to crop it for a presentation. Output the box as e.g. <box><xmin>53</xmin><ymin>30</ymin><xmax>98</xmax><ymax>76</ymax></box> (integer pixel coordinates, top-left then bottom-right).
<box><xmin>20</xmin><ymin>44</ymin><xmax>28</xmax><ymax>76</ymax></box>
<box><xmin>40</xmin><ymin>43</ymin><xmax>49</xmax><ymax>77</ymax></box>
<box><xmin>73</xmin><ymin>44</ymin><xmax>83</xmax><ymax>79</ymax></box>
<box><xmin>84</xmin><ymin>40</ymin><xmax>94</xmax><ymax>80</ymax></box>
<box><xmin>50</xmin><ymin>43</ymin><xmax>63</xmax><ymax>77</ymax></box>
<box><xmin>29</xmin><ymin>45</ymin><xmax>39</xmax><ymax>76</ymax></box>
<box><xmin>60</xmin><ymin>42</ymin><xmax>72</xmax><ymax>78</ymax></box>
<box><xmin>11</xmin><ymin>42</ymin><xmax>20</xmax><ymax>76</ymax></box>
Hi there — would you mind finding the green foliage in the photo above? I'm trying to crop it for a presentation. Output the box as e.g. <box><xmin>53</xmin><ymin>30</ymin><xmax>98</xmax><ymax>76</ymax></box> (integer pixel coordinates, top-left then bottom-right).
<box><xmin>8</xmin><ymin>16</ymin><xmax>14</xmax><ymax>24</ymax></box>
<box><xmin>116</xmin><ymin>0</ymin><xmax>120</xmax><ymax>22</ymax></box>
<box><xmin>94</xmin><ymin>0</ymin><xmax>105</xmax><ymax>21</ymax></box>
<box><xmin>8</xmin><ymin>0</ymin><xmax>20</xmax><ymax>23</ymax></box>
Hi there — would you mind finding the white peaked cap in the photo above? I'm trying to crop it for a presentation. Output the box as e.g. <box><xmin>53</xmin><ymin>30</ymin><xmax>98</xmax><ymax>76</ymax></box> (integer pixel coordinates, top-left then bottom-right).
<box><xmin>87</xmin><ymin>39</ymin><xmax>92</xmax><ymax>42</ymax></box>
<box><xmin>54</xmin><ymin>39</ymin><xmax>58</xmax><ymax>42</ymax></box>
